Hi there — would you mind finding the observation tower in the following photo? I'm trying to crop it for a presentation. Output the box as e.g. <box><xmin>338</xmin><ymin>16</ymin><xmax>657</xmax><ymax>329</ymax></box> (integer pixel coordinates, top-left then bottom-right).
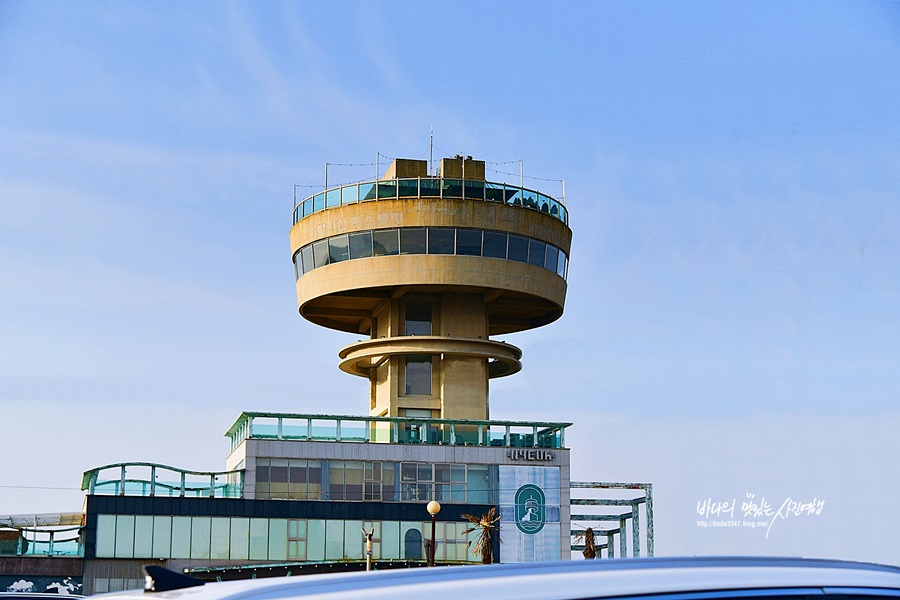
<box><xmin>289</xmin><ymin>156</ymin><xmax>571</xmax><ymax>422</ymax></box>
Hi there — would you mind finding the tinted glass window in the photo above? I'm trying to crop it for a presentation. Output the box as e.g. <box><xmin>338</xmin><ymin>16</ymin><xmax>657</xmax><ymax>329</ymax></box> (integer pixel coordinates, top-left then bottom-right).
<box><xmin>405</xmin><ymin>302</ymin><xmax>431</xmax><ymax>336</ymax></box>
<box><xmin>557</xmin><ymin>250</ymin><xmax>567</xmax><ymax>277</ymax></box>
<box><xmin>329</xmin><ymin>234</ymin><xmax>350</xmax><ymax>263</ymax></box>
<box><xmin>373</xmin><ymin>229</ymin><xmax>399</xmax><ymax>256</ymax></box>
<box><xmin>349</xmin><ymin>231</ymin><xmax>373</xmax><ymax>259</ymax></box>
<box><xmin>313</xmin><ymin>240</ymin><xmax>329</xmax><ymax>268</ymax></box>
<box><xmin>545</xmin><ymin>245</ymin><xmax>560</xmax><ymax>272</ymax></box>
<box><xmin>508</xmin><ymin>234</ymin><xmax>529</xmax><ymax>262</ymax></box>
<box><xmin>301</xmin><ymin>245</ymin><xmax>314</xmax><ymax>274</ymax></box>
<box><xmin>428</xmin><ymin>228</ymin><xmax>455</xmax><ymax>254</ymax></box>
<box><xmin>400</xmin><ymin>228</ymin><xmax>427</xmax><ymax>254</ymax></box>
<box><xmin>405</xmin><ymin>355</ymin><xmax>432</xmax><ymax>395</ymax></box>
<box><xmin>528</xmin><ymin>239</ymin><xmax>546</xmax><ymax>266</ymax></box>
<box><xmin>457</xmin><ymin>229</ymin><xmax>482</xmax><ymax>256</ymax></box>
<box><xmin>483</xmin><ymin>231</ymin><xmax>507</xmax><ymax>258</ymax></box>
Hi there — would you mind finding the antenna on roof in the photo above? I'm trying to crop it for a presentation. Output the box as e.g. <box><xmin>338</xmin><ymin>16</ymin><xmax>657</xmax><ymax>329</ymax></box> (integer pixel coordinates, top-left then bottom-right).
<box><xmin>429</xmin><ymin>127</ymin><xmax>434</xmax><ymax>176</ymax></box>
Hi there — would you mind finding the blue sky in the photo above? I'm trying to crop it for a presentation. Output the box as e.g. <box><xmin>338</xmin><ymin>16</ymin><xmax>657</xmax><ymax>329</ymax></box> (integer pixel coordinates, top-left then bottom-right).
<box><xmin>1</xmin><ymin>1</ymin><xmax>899</xmax><ymax>563</ymax></box>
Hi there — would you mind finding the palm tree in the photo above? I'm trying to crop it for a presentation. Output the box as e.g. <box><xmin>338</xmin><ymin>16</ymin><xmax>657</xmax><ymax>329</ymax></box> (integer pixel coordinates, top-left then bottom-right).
<box><xmin>461</xmin><ymin>507</ymin><xmax>501</xmax><ymax>564</ymax></box>
<box><xmin>575</xmin><ymin>527</ymin><xmax>597</xmax><ymax>559</ymax></box>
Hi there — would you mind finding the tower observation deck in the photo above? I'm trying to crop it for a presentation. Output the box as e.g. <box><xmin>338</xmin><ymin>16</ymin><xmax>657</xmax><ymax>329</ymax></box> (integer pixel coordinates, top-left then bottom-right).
<box><xmin>290</xmin><ymin>157</ymin><xmax>572</xmax><ymax>421</ymax></box>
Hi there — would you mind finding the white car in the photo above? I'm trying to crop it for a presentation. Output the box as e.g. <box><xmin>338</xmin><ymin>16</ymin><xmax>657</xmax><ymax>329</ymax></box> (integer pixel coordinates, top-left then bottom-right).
<box><xmin>101</xmin><ymin>557</ymin><xmax>900</xmax><ymax>600</ymax></box>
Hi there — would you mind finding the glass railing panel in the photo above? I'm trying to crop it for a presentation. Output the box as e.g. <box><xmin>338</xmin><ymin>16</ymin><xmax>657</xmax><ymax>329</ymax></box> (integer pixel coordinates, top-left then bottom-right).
<box><xmin>123</xmin><ymin>480</ymin><xmax>152</xmax><ymax>496</ymax></box>
<box><xmin>369</xmin><ymin>420</ymin><xmax>393</xmax><ymax>443</ymax></box>
<box><xmin>126</xmin><ymin>464</ymin><xmax>153</xmax><ymax>486</ymax></box>
<box><xmin>464</xmin><ymin>180</ymin><xmax>484</xmax><ymax>200</ymax></box>
<box><xmin>250</xmin><ymin>416</ymin><xmax>279</xmax><ymax>438</ymax></box>
<box><xmin>155</xmin><ymin>466</ymin><xmax>183</xmax><ymax>496</ymax></box>
<box><xmin>377</xmin><ymin>181</ymin><xmax>397</xmax><ymax>199</ymax></box>
<box><xmin>309</xmin><ymin>419</ymin><xmax>338</xmax><ymax>440</ymax></box>
<box><xmin>537</xmin><ymin>428</ymin><xmax>562</xmax><ymax>448</ymax></box>
<box><xmin>48</xmin><ymin>538</ymin><xmax>80</xmax><ymax>556</ymax></box>
<box><xmin>183</xmin><ymin>472</ymin><xmax>212</xmax><ymax>497</ymax></box>
<box><xmin>222</xmin><ymin>483</ymin><xmax>242</xmax><ymax>498</ymax></box>
<box><xmin>522</xmin><ymin>189</ymin><xmax>538</xmax><ymax>209</ymax></box>
<box><xmin>537</xmin><ymin>193</ymin><xmax>553</xmax><ymax>213</ymax></box>
<box><xmin>92</xmin><ymin>480</ymin><xmax>120</xmax><ymax>495</ymax></box>
<box><xmin>508</xmin><ymin>426</ymin><xmax>536</xmax><ymax>448</ymax></box>
<box><xmin>487</xmin><ymin>426</ymin><xmax>507</xmax><ymax>447</ymax></box>
<box><xmin>325</xmin><ymin>189</ymin><xmax>340</xmax><ymax>208</ymax></box>
<box><xmin>420</xmin><ymin>178</ymin><xmax>441</xmax><ymax>197</ymax></box>
<box><xmin>281</xmin><ymin>417</ymin><xmax>309</xmax><ymax>440</ymax></box>
<box><xmin>359</xmin><ymin>182</ymin><xmax>377</xmax><ymax>201</ymax></box>
<box><xmin>548</xmin><ymin>198</ymin><xmax>562</xmax><ymax>220</ymax></box>
<box><xmin>341</xmin><ymin>184</ymin><xmax>359</xmax><ymax>205</ymax></box>
<box><xmin>437</xmin><ymin>423</ymin><xmax>453</xmax><ymax>445</ymax></box>
<box><xmin>426</xmin><ymin>424</ymin><xmax>442</xmax><ymax>444</ymax></box>
<box><xmin>442</xmin><ymin>178</ymin><xmax>462</xmax><ymax>198</ymax></box>
<box><xmin>397</xmin><ymin>178</ymin><xmax>418</xmax><ymax>198</ymax></box>
<box><xmin>397</xmin><ymin>422</ymin><xmax>424</xmax><ymax>444</ymax></box>
<box><xmin>295</xmin><ymin>180</ymin><xmax>568</xmax><ymax>224</ymax></box>
<box><xmin>339</xmin><ymin>420</ymin><xmax>366</xmax><ymax>442</ymax></box>
<box><xmin>485</xmin><ymin>182</ymin><xmax>505</xmax><ymax>202</ymax></box>
<box><xmin>506</xmin><ymin>187</ymin><xmax>523</xmax><ymax>206</ymax></box>
<box><xmin>451</xmin><ymin>424</ymin><xmax>480</xmax><ymax>446</ymax></box>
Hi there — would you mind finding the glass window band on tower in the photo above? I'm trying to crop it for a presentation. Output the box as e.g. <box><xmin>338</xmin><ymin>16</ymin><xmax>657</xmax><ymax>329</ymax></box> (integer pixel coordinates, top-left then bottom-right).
<box><xmin>293</xmin><ymin>227</ymin><xmax>569</xmax><ymax>280</ymax></box>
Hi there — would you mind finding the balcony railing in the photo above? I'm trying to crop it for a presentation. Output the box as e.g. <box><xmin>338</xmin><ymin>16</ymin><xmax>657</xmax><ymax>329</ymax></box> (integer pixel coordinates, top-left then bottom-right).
<box><xmin>81</xmin><ymin>462</ymin><xmax>244</xmax><ymax>498</ymax></box>
<box><xmin>293</xmin><ymin>177</ymin><xmax>568</xmax><ymax>226</ymax></box>
<box><xmin>226</xmin><ymin>412</ymin><xmax>570</xmax><ymax>453</ymax></box>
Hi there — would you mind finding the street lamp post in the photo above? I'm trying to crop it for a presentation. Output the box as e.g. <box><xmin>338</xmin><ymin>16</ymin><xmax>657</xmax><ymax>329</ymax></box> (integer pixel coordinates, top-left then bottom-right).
<box><xmin>362</xmin><ymin>528</ymin><xmax>374</xmax><ymax>571</ymax></box>
<box><xmin>426</xmin><ymin>500</ymin><xmax>441</xmax><ymax>567</ymax></box>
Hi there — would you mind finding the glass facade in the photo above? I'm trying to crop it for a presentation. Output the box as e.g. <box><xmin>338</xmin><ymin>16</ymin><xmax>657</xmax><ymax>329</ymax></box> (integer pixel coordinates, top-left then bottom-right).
<box><xmin>254</xmin><ymin>458</ymin><xmax>495</xmax><ymax>504</ymax></box>
<box><xmin>294</xmin><ymin>227</ymin><xmax>569</xmax><ymax>280</ymax></box>
<box><xmin>293</xmin><ymin>177</ymin><xmax>569</xmax><ymax>226</ymax></box>
<box><xmin>94</xmin><ymin>514</ymin><xmax>477</xmax><ymax>563</ymax></box>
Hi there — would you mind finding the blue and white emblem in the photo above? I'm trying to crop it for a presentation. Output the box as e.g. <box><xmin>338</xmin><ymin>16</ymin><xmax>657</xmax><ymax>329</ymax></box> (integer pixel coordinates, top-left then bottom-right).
<box><xmin>514</xmin><ymin>483</ymin><xmax>546</xmax><ymax>534</ymax></box>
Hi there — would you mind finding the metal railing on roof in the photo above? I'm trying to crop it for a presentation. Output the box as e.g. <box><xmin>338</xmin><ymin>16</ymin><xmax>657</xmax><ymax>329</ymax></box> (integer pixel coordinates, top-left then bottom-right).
<box><xmin>292</xmin><ymin>177</ymin><xmax>569</xmax><ymax>227</ymax></box>
<box><xmin>80</xmin><ymin>462</ymin><xmax>244</xmax><ymax>499</ymax></box>
<box><xmin>226</xmin><ymin>412</ymin><xmax>570</xmax><ymax>453</ymax></box>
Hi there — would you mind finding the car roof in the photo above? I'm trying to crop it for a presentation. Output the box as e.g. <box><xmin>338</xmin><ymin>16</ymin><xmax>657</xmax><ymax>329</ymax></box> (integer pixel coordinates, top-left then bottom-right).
<box><xmin>0</xmin><ymin>595</ymin><xmax>84</xmax><ymax>598</ymax></box>
<box><xmin>100</xmin><ymin>557</ymin><xmax>900</xmax><ymax>600</ymax></box>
